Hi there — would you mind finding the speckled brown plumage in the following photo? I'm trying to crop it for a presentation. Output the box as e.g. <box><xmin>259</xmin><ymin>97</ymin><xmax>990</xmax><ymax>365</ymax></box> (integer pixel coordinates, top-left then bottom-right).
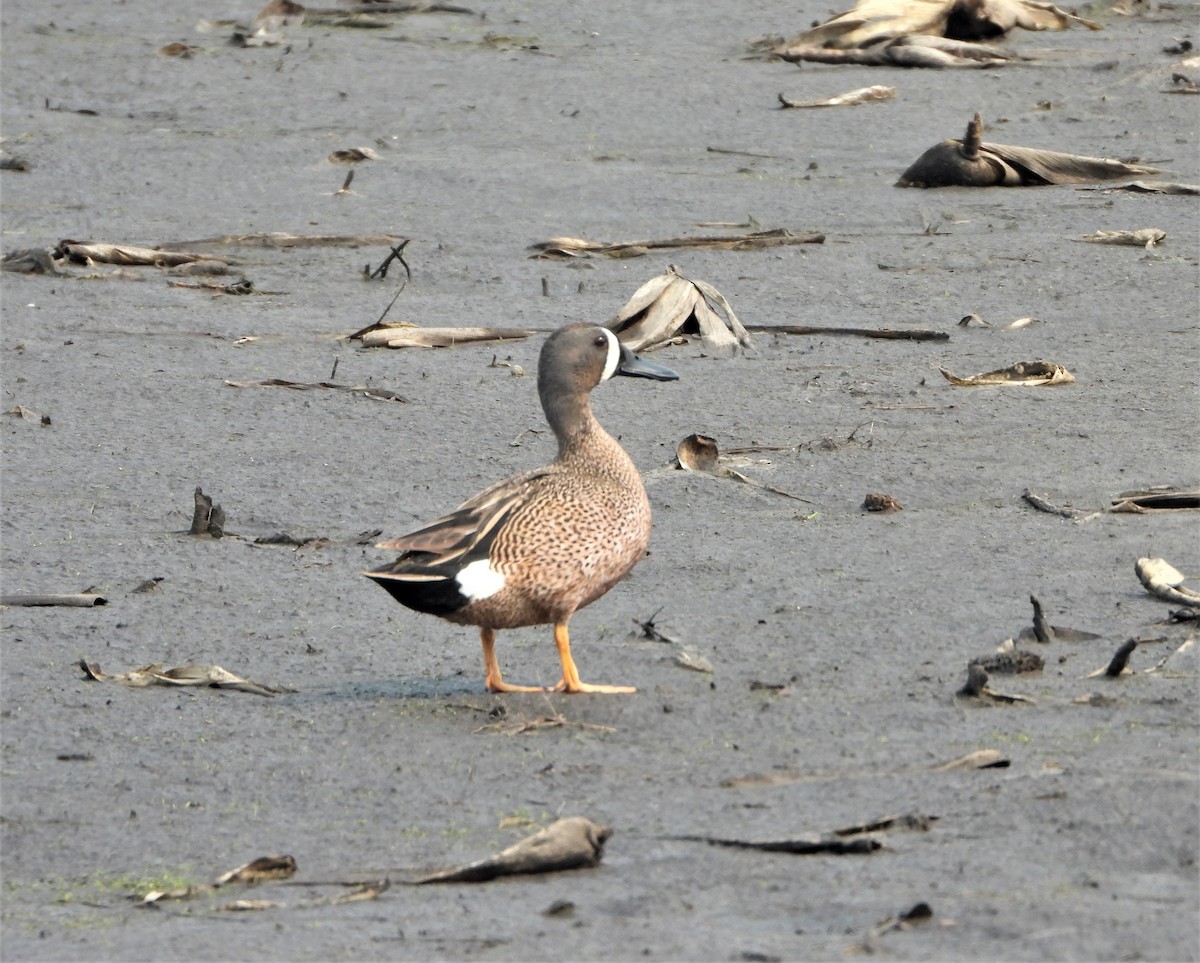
<box><xmin>364</xmin><ymin>323</ymin><xmax>678</xmax><ymax>694</ymax></box>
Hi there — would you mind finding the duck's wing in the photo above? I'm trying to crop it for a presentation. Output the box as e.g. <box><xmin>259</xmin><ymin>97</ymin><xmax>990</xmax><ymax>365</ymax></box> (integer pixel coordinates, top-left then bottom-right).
<box><xmin>374</xmin><ymin>468</ymin><xmax>554</xmax><ymax>564</ymax></box>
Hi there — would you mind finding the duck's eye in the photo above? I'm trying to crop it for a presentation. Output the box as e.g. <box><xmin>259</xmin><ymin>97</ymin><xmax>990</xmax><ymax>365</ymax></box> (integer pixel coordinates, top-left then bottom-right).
<box><xmin>593</xmin><ymin>334</ymin><xmax>607</xmax><ymax>348</ymax></box>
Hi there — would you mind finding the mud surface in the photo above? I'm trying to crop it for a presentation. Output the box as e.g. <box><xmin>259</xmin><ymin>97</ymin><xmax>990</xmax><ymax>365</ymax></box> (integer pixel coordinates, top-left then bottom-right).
<box><xmin>2</xmin><ymin>2</ymin><xmax>1198</xmax><ymax>960</ymax></box>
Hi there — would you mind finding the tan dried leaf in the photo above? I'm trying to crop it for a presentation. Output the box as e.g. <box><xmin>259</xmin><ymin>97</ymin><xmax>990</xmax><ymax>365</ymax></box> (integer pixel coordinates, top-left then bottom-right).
<box><xmin>609</xmin><ymin>265</ymin><xmax>750</xmax><ymax>353</ymax></box>
<box><xmin>939</xmin><ymin>360</ymin><xmax>1074</xmax><ymax>386</ymax></box>
<box><xmin>1080</xmin><ymin>228</ymin><xmax>1167</xmax><ymax>249</ymax></box>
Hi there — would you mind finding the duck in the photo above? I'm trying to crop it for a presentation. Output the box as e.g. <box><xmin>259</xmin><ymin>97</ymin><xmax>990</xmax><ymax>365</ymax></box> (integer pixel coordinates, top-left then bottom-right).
<box><xmin>364</xmin><ymin>323</ymin><xmax>678</xmax><ymax>694</ymax></box>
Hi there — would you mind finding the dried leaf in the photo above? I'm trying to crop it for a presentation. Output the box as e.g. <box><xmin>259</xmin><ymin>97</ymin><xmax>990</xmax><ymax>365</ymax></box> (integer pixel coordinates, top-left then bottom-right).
<box><xmin>328</xmin><ymin>147</ymin><xmax>378</xmax><ymax>163</ymax></box>
<box><xmin>415</xmin><ymin>817</ymin><xmax>611</xmax><ymax>884</ymax></box>
<box><xmin>898</xmin><ymin>114</ymin><xmax>1159</xmax><ymax>187</ymax></box>
<box><xmin>79</xmin><ymin>659</ymin><xmax>288</xmax><ymax>695</ymax></box>
<box><xmin>54</xmin><ymin>240</ymin><xmax>234</xmax><ymax>268</ymax></box>
<box><xmin>1136</xmin><ymin>557</ymin><xmax>1200</xmax><ymax>607</ymax></box>
<box><xmin>675</xmin><ymin>434</ymin><xmax>815</xmax><ymax>503</ymax></box>
<box><xmin>1080</xmin><ymin>228</ymin><xmax>1167</xmax><ymax>249</ymax></box>
<box><xmin>939</xmin><ymin>359</ymin><xmax>1074</xmax><ymax>386</ymax></box>
<box><xmin>1110</xmin><ymin>487</ymin><xmax>1200</xmax><ymax>513</ymax></box>
<box><xmin>929</xmin><ymin>749</ymin><xmax>1010</xmax><ymax>771</ymax></box>
<box><xmin>215</xmin><ymin>855</ymin><xmax>298</xmax><ymax>885</ymax></box>
<box><xmin>778</xmin><ymin>85</ymin><xmax>895</xmax><ymax>108</ymax></box>
<box><xmin>774</xmin><ymin>0</ymin><xmax>1098</xmax><ymax>52</ymax></box>
<box><xmin>609</xmin><ymin>265</ymin><xmax>750</xmax><ymax>353</ymax></box>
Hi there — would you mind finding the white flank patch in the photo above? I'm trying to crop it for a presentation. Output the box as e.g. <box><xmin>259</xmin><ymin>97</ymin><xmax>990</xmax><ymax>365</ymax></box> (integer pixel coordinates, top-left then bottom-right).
<box><xmin>599</xmin><ymin>327</ymin><xmax>621</xmax><ymax>382</ymax></box>
<box><xmin>456</xmin><ymin>559</ymin><xmax>506</xmax><ymax>601</ymax></box>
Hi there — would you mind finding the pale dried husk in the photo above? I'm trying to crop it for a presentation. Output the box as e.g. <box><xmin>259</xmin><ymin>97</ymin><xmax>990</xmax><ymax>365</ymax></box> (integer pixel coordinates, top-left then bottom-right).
<box><xmin>608</xmin><ymin>265</ymin><xmax>751</xmax><ymax>354</ymax></box>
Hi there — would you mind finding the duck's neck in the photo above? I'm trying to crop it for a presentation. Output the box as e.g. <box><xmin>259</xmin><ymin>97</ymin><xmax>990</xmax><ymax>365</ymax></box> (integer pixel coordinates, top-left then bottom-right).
<box><xmin>546</xmin><ymin>394</ymin><xmax>637</xmax><ymax>478</ymax></box>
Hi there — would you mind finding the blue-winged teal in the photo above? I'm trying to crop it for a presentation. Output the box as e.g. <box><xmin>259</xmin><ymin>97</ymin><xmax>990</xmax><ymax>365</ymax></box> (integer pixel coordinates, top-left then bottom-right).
<box><xmin>365</xmin><ymin>323</ymin><xmax>678</xmax><ymax>694</ymax></box>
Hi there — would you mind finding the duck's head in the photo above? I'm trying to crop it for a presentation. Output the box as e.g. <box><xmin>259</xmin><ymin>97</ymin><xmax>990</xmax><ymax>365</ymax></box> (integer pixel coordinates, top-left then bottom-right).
<box><xmin>539</xmin><ymin>324</ymin><xmax>679</xmax><ymax>403</ymax></box>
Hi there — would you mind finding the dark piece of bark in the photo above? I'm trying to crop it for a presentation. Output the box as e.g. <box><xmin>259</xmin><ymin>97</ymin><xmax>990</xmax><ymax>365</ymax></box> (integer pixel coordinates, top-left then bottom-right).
<box><xmin>1021</xmin><ymin>488</ymin><xmax>1088</xmax><ymax>519</ymax></box>
<box><xmin>1</xmin><ymin>593</ymin><xmax>108</xmax><ymax>607</ymax></box>
<box><xmin>833</xmin><ymin>813</ymin><xmax>938</xmax><ymax>836</ymax></box>
<box><xmin>215</xmin><ymin>856</ymin><xmax>298</xmax><ymax>886</ymax></box>
<box><xmin>957</xmin><ymin>664</ymin><xmax>1034</xmax><ymax>703</ymax></box>
<box><xmin>1105</xmin><ymin>639</ymin><xmax>1138</xmax><ymax>677</ymax></box>
<box><xmin>863</xmin><ymin>493</ymin><xmax>902</xmax><ymax>512</ymax></box>
<box><xmin>970</xmin><ymin>649</ymin><xmax>1044</xmax><ymax>674</ymax></box>
<box><xmin>668</xmin><ymin>834</ymin><xmax>881</xmax><ymax>855</ymax></box>
<box><xmin>958</xmin><ymin>663</ymin><xmax>989</xmax><ymax>696</ymax></box>
<box><xmin>744</xmin><ymin>324</ymin><xmax>949</xmax><ymax>341</ymax></box>
<box><xmin>415</xmin><ymin>817</ymin><xmax>611</xmax><ymax>884</ymax></box>
<box><xmin>1030</xmin><ymin>594</ymin><xmax>1055</xmax><ymax>643</ymax></box>
<box><xmin>190</xmin><ymin>487</ymin><xmax>215</xmax><ymax>535</ymax></box>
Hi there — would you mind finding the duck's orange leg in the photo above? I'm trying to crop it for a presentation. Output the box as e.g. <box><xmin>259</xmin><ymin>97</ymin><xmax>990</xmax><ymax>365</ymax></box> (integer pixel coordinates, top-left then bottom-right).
<box><xmin>480</xmin><ymin>627</ymin><xmax>546</xmax><ymax>694</ymax></box>
<box><xmin>553</xmin><ymin>621</ymin><xmax>636</xmax><ymax>694</ymax></box>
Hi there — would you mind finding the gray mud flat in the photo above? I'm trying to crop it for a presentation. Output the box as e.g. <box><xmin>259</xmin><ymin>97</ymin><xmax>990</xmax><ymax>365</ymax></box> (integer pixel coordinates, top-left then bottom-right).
<box><xmin>1</xmin><ymin>2</ymin><xmax>1197</xmax><ymax>961</ymax></box>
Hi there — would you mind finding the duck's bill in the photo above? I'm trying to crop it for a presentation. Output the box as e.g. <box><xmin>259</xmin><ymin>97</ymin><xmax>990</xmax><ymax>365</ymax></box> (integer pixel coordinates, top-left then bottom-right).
<box><xmin>617</xmin><ymin>345</ymin><xmax>679</xmax><ymax>381</ymax></box>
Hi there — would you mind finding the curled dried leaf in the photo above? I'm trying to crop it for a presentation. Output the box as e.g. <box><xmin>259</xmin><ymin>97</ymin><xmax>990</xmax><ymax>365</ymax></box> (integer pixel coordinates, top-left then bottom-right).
<box><xmin>939</xmin><ymin>360</ymin><xmax>1074</xmax><ymax>386</ymax></box>
<box><xmin>1136</xmin><ymin>557</ymin><xmax>1200</xmax><ymax>607</ymax></box>
<box><xmin>609</xmin><ymin>265</ymin><xmax>750</xmax><ymax>353</ymax></box>
<box><xmin>1080</xmin><ymin>228</ymin><xmax>1166</xmax><ymax>249</ymax></box>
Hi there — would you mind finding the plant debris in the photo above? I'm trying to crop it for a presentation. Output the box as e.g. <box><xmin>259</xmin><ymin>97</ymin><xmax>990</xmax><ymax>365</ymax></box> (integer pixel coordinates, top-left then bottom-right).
<box><xmin>190</xmin><ymin>487</ymin><xmax>225</xmax><ymax>537</ymax></box>
<box><xmin>777</xmin><ymin>85</ymin><xmax>895</xmax><ymax>108</ymax></box>
<box><xmin>1080</xmin><ymin>228</ymin><xmax>1167</xmax><ymax>248</ymax></box>
<box><xmin>1110</xmin><ymin>487</ymin><xmax>1200</xmax><ymax>513</ymax></box>
<box><xmin>958</xmin><ymin>312</ymin><xmax>1040</xmax><ymax>330</ymax></box>
<box><xmin>939</xmin><ymin>359</ymin><xmax>1074</xmax><ymax>386</ymax></box>
<box><xmin>530</xmin><ymin>228</ymin><xmax>824</xmax><ymax>259</ymax></box>
<box><xmin>225</xmin><ymin>378</ymin><xmax>407</xmax><ymax>401</ymax></box>
<box><xmin>1021</xmin><ymin>488</ymin><xmax>1093</xmax><ymax>519</ymax></box>
<box><xmin>862</xmin><ymin>493</ymin><xmax>902</xmax><ymax>512</ymax></box>
<box><xmin>1016</xmin><ymin>595</ymin><xmax>1101</xmax><ymax>643</ymax></box>
<box><xmin>1083</xmin><ymin>180</ymin><xmax>1200</xmax><ymax>196</ymax></box>
<box><xmin>668</xmin><ymin>834</ymin><xmax>881</xmax><ymax>856</ymax></box>
<box><xmin>778</xmin><ymin>34</ymin><xmax>1019</xmax><ymax>67</ymax></box>
<box><xmin>970</xmin><ymin>642</ymin><xmax>1045</xmax><ymax>674</ymax></box>
<box><xmin>473</xmin><ymin>709</ymin><xmax>617</xmax><ymax>736</ymax></box>
<box><xmin>1</xmin><ymin>593</ymin><xmax>107</xmax><ymax>607</ymax></box>
<box><xmin>1085</xmin><ymin>638</ymin><xmax>1139</xmax><ymax>678</ymax></box>
<box><xmin>414</xmin><ymin>817</ymin><xmax>611</xmax><ymax>883</ymax></box>
<box><xmin>80</xmin><ymin>659</ymin><xmax>289</xmax><ymax>696</ymax></box>
<box><xmin>722</xmin><ymin>749</ymin><xmax>1009</xmax><ymax>787</ymax></box>
<box><xmin>898</xmin><ymin>114</ymin><xmax>1160</xmax><ymax>188</ymax></box>
<box><xmin>162</xmin><ymin>232</ymin><xmax>407</xmax><ymax>250</ymax></box>
<box><xmin>167</xmin><ymin>278</ymin><xmax>263</xmax><ymax>295</ymax></box>
<box><xmin>956</xmin><ymin>663</ymin><xmax>1035</xmax><ymax>703</ymax></box>
<box><xmin>1135</xmin><ymin>557</ymin><xmax>1200</xmax><ymax>608</ymax></box>
<box><xmin>53</xmin><ymin>240</ymin><xmax>234</xmax><ymax>268</ymax></box>
<box><xmin>771</xmin><ymin>0</ymin><xmax>1097</xmax><ymax>52</ymax></box>
<box><xmin>832</xmin><ymin>812</ymin><xmax>938</xmax><ymax>836</ymax></box>
<box><xmin>328</xmin><ymin>146</ymin><xmax>378</xmax><ymax>164</ymax></box>
<box><xmin>745</xmin><ymin>323</ymin><xmax>948</xmax><ymax>341</ymax></box>
<box><xmin>608</xmin><ymin>264</ymin><xmax>751</xmax><ymax>353</ymax></box>
<box><xmin>675</xmin><ymin>434</ymin><xmax>811</xmax><ymax>502</ymax></box>
<box><xmin>359</xmin><ymin>325</ymin><xmax>534</xmax><ymax>349</ymax></box>
<box><xmin>849</xmin><ymin>902</ymin><xmax>950</xmax><ymax>954</ymax></box>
